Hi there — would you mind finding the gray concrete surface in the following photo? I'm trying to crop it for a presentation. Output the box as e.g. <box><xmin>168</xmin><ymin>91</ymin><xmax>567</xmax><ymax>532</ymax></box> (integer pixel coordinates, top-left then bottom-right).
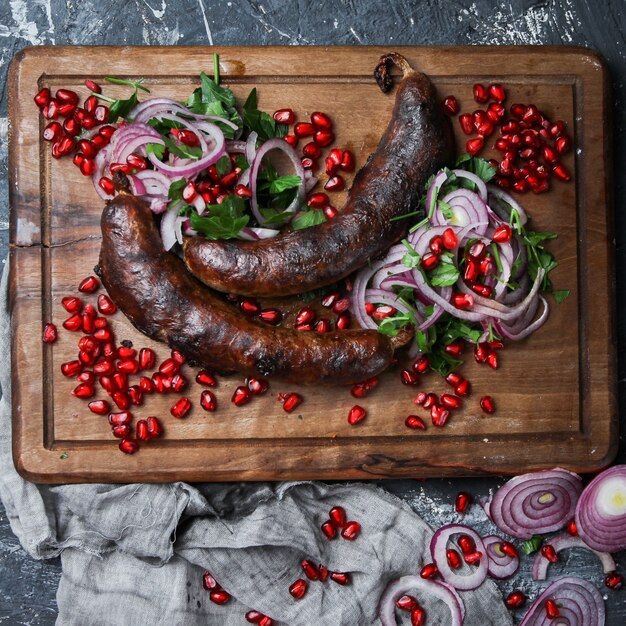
<box><xmin>1</xmin><ymin>0</ymin><xmax>625</xmax><ymax>623</ymax></box>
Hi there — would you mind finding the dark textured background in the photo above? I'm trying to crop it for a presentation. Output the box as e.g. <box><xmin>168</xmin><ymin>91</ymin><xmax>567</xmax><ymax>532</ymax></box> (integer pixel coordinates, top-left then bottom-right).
<box><xmin>1</xmin><ymin>0</ymin><xmax>625</xmax><ymax>623</ymax></box>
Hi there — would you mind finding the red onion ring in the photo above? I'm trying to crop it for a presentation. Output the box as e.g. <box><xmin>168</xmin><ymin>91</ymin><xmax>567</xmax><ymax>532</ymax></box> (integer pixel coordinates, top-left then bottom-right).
<box><xmin>91</xmin><ymin>145</ymin><xmax>113</xmax><ymax>200</ymax></box>
<box><xmin>487</xmin><ymin>184</ymin><xmax>528</xmax><ymax>226</ymax></box>
<box><xmin>430</xmin><ymin>524</ymin><xmax>488</xmax><ymax>591</ymax></box>
<box><xmin>487</xmin><ymin>468</ymin><xmax>583</xmax><ymax>539</ymax></box>
<box><xmin>518</xmin><ymin>577</ymin><xmax>605</xmax><ymax>626</ymax></box>
<box><xmin>378</xmin><ymin>575</ymin><xmax>463</xmax><ymax>626</ymax></box>
<box><xmin>160</xmin><ymin>202</ymin><xmax>183</xmax><ymax>251</ymax></box>
<box><xmin>576</xmin><ymin>464</ymin><xmax>626</xmax><ymax>552</ymax></box>
<box><xmin>451</xmin><ymin>168</ymin><xmax>488</xmax><ymax>201</ymax></box>
<box><xmin>532</xmin><ymin>532</ymin><xmax>616</xmax><ymax>581</ymax></box>
<box><xmin>239</xmin><ymin>226</ymin><xmax>280</xmax><ymax>240</ymax></box>
<box><xmin>482</xmin><ymin>535</ymin><xmax>520</xmax><ymax>579</ymax></box>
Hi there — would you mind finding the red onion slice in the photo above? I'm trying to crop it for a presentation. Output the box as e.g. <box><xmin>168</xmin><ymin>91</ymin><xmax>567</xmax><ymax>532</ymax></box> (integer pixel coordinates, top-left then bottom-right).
<box><xmin>451</xmin><ymin>168</ymin><xmax>488</xmax><ymax>201</ymax></box>
<box><xmin>430</xmin><ymin>524</ymin><xmax>488</xmax><ymax>591</ymax></box>
<box><xmin>518</xmin><ymin>577</ymin><xmax>605</xmax><ymax>626</ymax></box>
<box><xmin>532</xmin><ymin>532</ymin><xmax>616</xmax><ymax>581</ymax></box>
<box><xmin>487</xmin><ymin>184</ymin><xmax>528</xmax><ymax>226</ymax></box>
<box><xmin>576</xmin><ymin>464</ymin><xmax>626</xmax><ymax>552</ymax></box>
<box><xmin>378</xmin><ymin>575</ymin><xmax>463</xmax><ymax>626</ymax></box>
<box><xmin>160</xmin><ymin>202</ymin><xmax>182</xmax><ymax>251</ymax></box>
<box><xmin>482</xmin><ymin>535</ymin><xmax>520</xmax><ymax>579</ymax></box>
<box><xmin>239</xmin><ymin>226</ymin><xmax>280</xmax><ymax>240</ymax></box>
<box><xmin>91</xmin><ymin>145</ymin><xmax>113</xmax><ymax>200</ymax></box>
<box><xmin>487</xmin><ymin>468</ymin><xmax>583</xmax><ymax>539</ymax></box>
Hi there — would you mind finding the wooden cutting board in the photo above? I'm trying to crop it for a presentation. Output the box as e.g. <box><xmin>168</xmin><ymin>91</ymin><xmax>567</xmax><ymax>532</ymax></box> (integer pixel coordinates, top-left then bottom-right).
<box><xmin>8</xmin><ymin>45</ymin><xmax>616</xmax><ymax>483</ymax></box>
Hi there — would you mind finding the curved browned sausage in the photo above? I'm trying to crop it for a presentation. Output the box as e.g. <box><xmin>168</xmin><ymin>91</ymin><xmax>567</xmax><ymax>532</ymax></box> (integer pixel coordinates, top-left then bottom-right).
<box><xmin>182</xmin><ymin>53</ymin><xmax>455</xmax><ymax>297</ymax></box>
<box><xmin>99</xmin><ymin>193</ymin><xmax>410</xmax><ymax>385</ymax></box>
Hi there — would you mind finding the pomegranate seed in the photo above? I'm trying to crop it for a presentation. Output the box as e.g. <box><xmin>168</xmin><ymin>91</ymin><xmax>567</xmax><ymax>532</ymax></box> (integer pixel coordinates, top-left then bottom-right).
<box><xmin>200</xmin><ymin>390</ymin><xmax>217</xmax><ymax>412</ymax></box>
<box><xmin>284</xmin><ymin>134</ymin><xmax>297</xmax><ymax>147</ymax></box>
<box><xmin>405</xmin><ymin>415</ymin><xmax>426</xmax><ymax>430</ymax></box>
<box><xmin>159</xmin><ymin>358</ymin><xmax>179</xmax><ymax>376</ymax></box>
<box><xmin>117</xmin><ymin>359</ymin><xmax>139</xmax><ymax>375</ymax></box>
<box><xmin>43</xmin><ymin>100</ymin><xmax>60</xmax><ymax>121</ymax></box>
<box><xmin>477</xmin><ymin>120</ymin><xmax>494</xmax><ymax>136</ymax></box>
<box><xmin>396</xmin><ymin>595</ymin><xmax>418</xmax><ymax>611</ymax></box>
<box><xmin>566</xmin><ymin>519</ymin><xmax>578</xmax><ymax>536</ymax></box>
<box><xmin>401</xmin><ymin>369</ymin><xmax>419</xmax><ymax>385</ymax></box>
<box><xmin>472</xmin><ymin>284</ymin><xmax>493</xmax><ymax>299</ymax></box>
<box><xmin>170</xmin><ymin>397</ymin><xmax>191</xmax><ymax>419</ymax></box>
<box><xmin>311</xmin><ymin>111</ymin><xmax>332</xmax><ymax>130</ymax></box>
<box><xmin>245</xmin><ymin>611</ymin><xmax>264</xmax><ymax>624</ymax></box>
<box><xmin>221</xmin><ymin>170</ymin><xmax>240</xmax><ymax>188</ymax></box>
<box><xmin>429</xmin><ymin>235</ymin><xmax>444</xmax><ymax>255</ymax></box>
<box><xmin>96</xmin><ymin>294</ymin><xmax>116</xmax><ymax>315</ymax></box>
<box><xmin>459</xmin><ymin>113</ymin><xmax>474</xmax><ymax>135</ymax></box>
<box><xmin>232</xmin><ymin>386</ymin><xmax>251</xmax><ymax>407</ymax></box>
<box><xmin>321</xmin><ymin>520</ymin><xmax>337</xmax><ymax>539</ymax></box>
<box><xmin>556</xmin><ymin>135</ymin><xmax>571</xmax><ymax>154</ymax></box>
<box><xmin>178</xmin><ymin>130</ymin><xmax>200</xmax><ymax>147</ymax></box>
<box><xmin>202</xmin><ymin>571</ymin><xmax>219</xmax><ymax>590</ymax></box>
<box><xmin>146</xmin><ymin>416</ymin><xmax>162</xmax><ymax>439</ymax></box>
<box><xmin>288</xmin><ymin>578</ymin><xmax>307</xmax><ymax>599</ymax></box>
<box><xmin>315</xmin><ymin>318</ymin><xmax>331</xmax><ymax>333</ymax></box>
<box><xmin>341</xmin><ymin>521</ymin><xmax>361</xmax><ymax>540</ymax></box>
<box><xmin>55</xmin><ymin>88</ymin><xmax>78</xmax><ymax>105</ymax></box>
<box><xmin>466</xmin><ymin>136</ymin><xmax>484</xmax><ymax>156</ymax></box>
<box><xmin>234</xmin><ymin>183</ymin><xmax>252</xmax><ymax>198</ymax></box>
<box><xmin>473</xmin><ymin>83</ymin><xmax>488</xmax><ymax>103</ymax></box>
<box><xmin>78</xmin><ymin>276</ymin><xmax>99</xmax><ymax>294</ymax></box>
<box><xmin>34</xmin><ymin>87</ymin><xmax>51</xmax><ymax>109</ymax></box>
<box><xmin>442</xmin><ymin>95</ymin><xmax>460</xmax><ymax>115</ymax></box>
<box><xmin>500</xmin><ymin>542</ymin><xmax>518</xmax><ymax>558</ymax></box>
<box><xmin>99</xmin><ymin>124</ymin><xmax>116</xmax><ymax>139</ymax></box>
<box><xmin>258</xmin><ymin>307</ymin><xmax>283</xmax><ymax>326</ymax></box>
<box><xmin>282</xmin><ymin>392</ymin><xmax>303</xmax><ymax>413</ymax></box>
<box><xmin>196</xmin><ymin>370</ymin><xmax>217</xmax><ymax>387</ymax></box>
<box><xmin>505</xmin><ymin>591</ymin><xmax>526</xmax><ymax>609</ymax></box>
<box><xmin>487</xmin><ymin>102</ymin><xmax>505</xmax><ymax>122</ymax></box>
<box><xmin>325</xmin><ymin>148</ymin><xmax>343</xmax><ymax>175</ymax></box>
<box><xmin>112</xmin><ymin>391</ymin><xmax>130</xmax><ymax>410</ymax></box>
<box><xmin>328</xmin><ymin>506</ymin><xmax>346</xmax><ymax>526</ymax></box>
<box><xmin>61</xmin><ymin>360</ymin><xmax>82</xmax><ymax>377</ymax></box>
<box><xmin>93</xmin><ymin>105</ymin><xmax>108</xmax><ymax>123</ymax></box>
<box><xmin>137</xmin><ymin>347</ymin><xmax>155</xmax><ymax>370</ymax></box>
<box><xmin>545</xmin><ymin>599</ymin><xmax>559</xmax><ymax>619</ymax></box>
<box><xmin>171</xmin><ymin>348</ymin><xmax>187</xmax><ymax>365</ymax></box>
<box><xmin>552</xmin><ymin>163</ymin><xmax>572</xmax><ymax>182</ymax></box>
<box><xmin>301</xmin><ymin>559</ymin><xmax>319</xmax><ymax>580</ymax></box>
<box><xmin>488</xmin><ymin>83</ymin><xmax>506</xmax><ymax>103</ymax></box>
<box><xmin>126</xmin><ymin>152</ymin><xmax>146</xmax><ymax>171</ymax></box>
<box><xmin>71</xmin><ymin>383</ymin><xmax>94</xmax><ymax>399</ymax></box>
<box><xmin>420</xmin><ymin>563</ymin><xmax>438</xmax><ymax>579</ymax></box>
<box><xmin>113</xmin><ymin>371</ymin><xmax>128</xmax><ymax>391</ymax></box>
<box><xmin>97</xmin><ymin>176</ymin><xmax>114</xmax><ymax>195</ymax></box>
<box><xmin>108</xmin><ymin>411</ymin><xmax>132</xmax><ymax>426</ymax></box>
<box><xmin>209</xmin><ymin>589</ymin><xmax>231</xmax><ymax>605</ymax></box>
<box><xmin>307</xmin><ymin>192</ymin><xmax>330</xmax><ymax>208</ymax></box>
<box><xmin>295</xmin><ymin>306</ymin><xmax>315</xmax><ymax>325</ymax></box>
<box><xmin>464</xmin><ymin>550</ymin><xmax>482</xmax><ymax>565</ymax></box>
<box><xmin>431</xmin><ymin>406</ymin><xmax>450</xmax><ymax>427</ymax></box>
<box><xmin>540</xmin><ymin>544</ymin><xmax>558</xmax><ymax>563</ymax></box>
<box><xmin>324</xmin><ymin>174</ymin><xmax>345</xmax><ymax>192</ymax></box>
<box><xmin>480</xmin><ymin>395</ymin><xmax>496</xmax><ymax>414</ymax></box>
<box><xmin>83</xmin><ymin>79</ymin><xmax>101</xmax><ymax>93</ymax></box>
<box><xmin>457</xmin><ymin>534</ymin><xmax>475</xmax><ymax>555</ymax></box>
<box><xmin>313</xmin><ymin>130</ymin><xmax>334</xmax><ymax>147</ymax></box>
<box><xmin>323</xmin><ymin>205</ymin><xmax>338</xmax><ymax>219</ymax></box>
<box><xmin>150</xmin><ymin>373</ymin><xmax>168</xmax><ymax>394</ymax></box>
<box><xmin>445</xmin><ymin>372</ymin><xmax>462</xmax><ymax>386</ymax></box>
<box><xmin>240</xmin><ymin>298</ymin><xmax>261</xmax><ymax>316</ymax></box>
<box><xmin>410</xmin><ymin>607</ymin><xmax>425</xmax><ymax>626</ymax></box>
<box><xmin>273</xmin><ymin>108</ymin><xmax>295</xmax><ymax>124</ymax></box>
<box><xmin>318</xmin><ymin>564</ymin><xmax>329</xmax><ymax>582</ymax></box>
<box><xmin>246</xmin><ymin>377</ymin><xmax>268</xmax><ymax>395</ymax></box>
<box><xmin>420</xmin><ymin>252</ymin><xmax>440</xmax><ymax>271</ymax></box>
<box><xmin>442</xmin><ymin>228</ymin><xmax>458</xmax><ymax>249</ymax></box>
<box><xmin>348</xmin><ymin>405</ymin><xmax>366</xmax><ymax>426</ymax></box>
<box><xmin>182</xmin><ymin>181</ymin><xmax>197</xmax><ymax>202</ymax></box>
<box><xmin>329</xmin><ymin>572</ymin><xmax>350</xmax><ymax>586</ymax></box>
<box><xmin>139</xmin><ymin>376</ymin><xmax>153</xmax><ymax>393</ymax></box>
<box><xmin>294</xmin><ymin>122</ymin><xmax>315</xmax><ymax>138</ymax></box>
<box><xmin>351</xmin><ymin>384</ymin><xmax>367</xmax><ymax>398</ymax></box>
<box><xmin>119</xmin><ymin>438</ymin><xmax>139</xmax><ymax>454</ymax></box>
<box><xmin>127</xmin><ymin>385</ymin><xmax>144</xmax><ymax>405</ymax></box>
<box><xmin>135</xmin><ymin>420</ymin><xmax>149</xmax><ymax>442</ymax></box>
<box><xmin>443</xmin><ymin>342</ymin><xmax>463</xmax><ymax>358</ymax></box>
<box><xmin>453</xmin><ymin>293</ymin><xmax>474</xmax><ymax>309</ymax></box>
<box><xmin>170</xmin><ymin>374</ymin><xmax>187</xmax><ymax>393</ymax></box>
<box><xmin>422</xmin><ymin>393</ymin><xmax>437</xmax><ymax>409</ymax></box>
<box><xmin>300</xmin><ymin>142</ymin><xmax>321</xmax><ymax>162</ymax></box>
<box><xmin>88</xmin><ymin>400</ymin><xmax>110</xmax><ymax>415</ymax></box>
<box><xmin>446</xmin><ymin>548</ymin><xmax>462</xmax><ymax>569</ymax></box>
<box><xmin>61</xmin><ymin>296</ymin><xmax>82</xmax><ymax>314</ymax></box>
<box><xmin>42</xmin><ymin>121</ymin><xmax>63</xmax><ymax>143</ymax></box>
<box><xmin>493</xmin><ymin>224</ymin><xmax>512</xmax><ymax>243</ymax></box>
<box><xmin>340</xmin><ymin>150</ymin><xmax>355</xmax><ymax>172</ymax></box>
<box><xmin>41</xmin><ymin>322</ymin><xmax>58</xmax><ymax>344</ymax></box>
<box><xmin>455</xmin><ymin>491</ymin><xmax>471</xmax><ymax>513</ymax></box>
<box><xmin>94</xmin><ymin>360</ymin><xmax>115</xmax><ymax>376</ymax></box>
<box><xmin>77</xmin><ymin>371</ymin><xmax>95</xmax><ymax>385</ymax></box>
<box><xmin>605</xmin><ymin>571</ymin><xmax>624</xmax><ymax>590</ymax></box>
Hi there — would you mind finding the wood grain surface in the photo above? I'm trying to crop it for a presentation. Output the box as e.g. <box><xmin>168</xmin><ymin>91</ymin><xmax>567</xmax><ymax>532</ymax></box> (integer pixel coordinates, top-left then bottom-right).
<box><xmin>8</xmin><ymin>45</ymin><xmax>616</xmax><ymax>483</ymax></box>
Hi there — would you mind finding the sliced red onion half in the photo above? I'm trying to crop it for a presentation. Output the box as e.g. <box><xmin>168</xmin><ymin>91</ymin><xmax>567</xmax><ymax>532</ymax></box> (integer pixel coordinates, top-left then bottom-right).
<box><xmin>160</xmin><ymin>202</ymin><xmax>183</xmax><ymax>251</ymax></box>
<box><xmin>430</xmin><ymin>524</ymin><xmax>488</xmax><ymax>591</ymax></box>
<box><xmin>487</xmin><ymin>184</ymin><xmax>528</xmax><ymax>226</ymax></box>
<box><xmin>482</xmin><ymin>535</ymin><xmax>520</xmax><ymax>579</ymax></box>
<box><xmin>91</xmin><ymin>145</ymin><xmax>113</xmax><ymax>200</ymax></box>
<box><xmin>576</xmin><ymin>464</ymin><xmax>626</xmax><ymax>552</ymax></box>
<box><xmin>109</xmin><ymin>122</ymin><xmax>163</xmax><ymax>165</ymax></box>
<box><xmin>248</xmin><ymin>138</ymin><xmax>305</xmax><ymax>225</ymax></box>
<box><xmin>238</xmin><ymin>226</ymin><xmax>280</xmax><ymax>240</ymax></box>
<box><xmin>451</xmin><ymin>168</ymin><xmax>488</xmax><ymax>201</ymax></box>
<box><xmin>532</xmin><ymin>532</ymin><xmax>616</xmax><ymax>581</ymax></box>
<box><xmin>487</xmin><ymin>468</ymin><xmax>583</xmax><ymax>539</ymax></box>
<box><xmin>518</xmin><ymin>576</ymin><xmax>605</xmax><ymax>626</ymax></box>
<box><xmin>378</xmin><ymin>575</ymin><xmax>463</xmax><ymax>626</ymax></box>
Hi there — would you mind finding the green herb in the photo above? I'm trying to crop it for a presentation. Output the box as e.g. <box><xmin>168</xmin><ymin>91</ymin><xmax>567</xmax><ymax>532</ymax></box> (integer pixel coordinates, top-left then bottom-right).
<box><xmin>168</xmin><ymin>179</ymin><xmax>187</xmax><ymax>202</ymax></box>
<box><xmin>454</xmin><ymin>153</ymin><xmax>497</xmax><ymax>183</ymax></box>
<box><xmin>390</xmin><ymin>209</ymin><xmax>424</xmax><ymax>223</ymax></box>
<box><xmin>521</xmin><ymin>535</ymin><xmax>544</xmax><ymax>556</ymax></box>
<box><xmin>524</xmin><ymin>230</ymin><xmax>559</xmax><ymax>291</ymax></box>
<box><xmin>490</xmin><ymin>243</ymin><xmax>503</xmax><ymax>274</ymax></box>
<box><xmin>378</xmin><ymin>312</ymin><xmax>414</xmax><ymax>337</ymax></box>
<box><xmin>99</xmin><ymin>77</ymin><xmax>151</xmax><ymax>123</ymax></box>
<box><xmin>215</xmin><ymin>154</ymin><xmax>232</xmax><ymax>177</ymax></box>
<box><xmin>59</xmin><ymin>452</ymin><xmax>68</xmax><ymax>460</ymax></box>
<box><xmin>161</xmin><ymin>135</ymin><xmax>203</xmax><ymax>159</ymax></box>
<box><xmin>213</xmin><ymin>53</ymin><xmax>220</xmax><ymax>85</ymax></box>
<box><xmin>146</xmin><ymin>142</ymin><xmax>166</xmax><ymax>160</ymax></box>
<box><xmin>438</xmin><ymin>200</ymin><xmax>454</xmax><ymax>220</ymax></box>
<box><xmin>190</xmin><ymin>195</ymin><xmax>249</xmax><ymax>240</ymax></box>
<box><xmin>428</xmin><ymin>252</ymin><xmax>460</xmax><ymax>287</ymax></box>
<box><xmin>553</xmin><ymin>289</ymin><xmax>570</xmax><ymax>303</ymax></box>
<box><xmin>269</xmin><ymin>175</ymin><xmax>301</xmax><ymax>194</ymax></box>
<box><xmin>242</xmin><ymin>87</ymin><xmax>287</xmax><ymax>141</ymax></box>
<box><xmin>292</xmin><ymin>209</ymin><xmax>327</xmax><ymax>231</ymax></box>
<box><xmin>147</xmin><ymin>117</ymin><xmax>186</xmax><ymax>136</ymax></box>
<box><xmin>402</xmin><ymin>252</ymin><xmax>421</xmax><ymax>269</ymax></box>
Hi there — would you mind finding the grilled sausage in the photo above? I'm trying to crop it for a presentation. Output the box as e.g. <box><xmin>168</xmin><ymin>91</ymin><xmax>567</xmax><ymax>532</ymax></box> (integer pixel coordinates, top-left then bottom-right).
<box><xmin>182</xmin><ymin>52</ymin><xmax>455</xmax><ymax>297</ymax></box>
<box><xmin>99</xmin><ymin>192</ymin><xmax>411</xmax><ymax>385</ymax></box>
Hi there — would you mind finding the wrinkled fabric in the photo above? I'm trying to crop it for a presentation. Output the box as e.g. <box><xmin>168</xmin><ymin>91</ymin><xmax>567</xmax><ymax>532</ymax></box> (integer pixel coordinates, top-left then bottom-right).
<box><xmin>0</xmin><ymin>264</ymin><xmax>511</xmax><ymax>625</ymax></box>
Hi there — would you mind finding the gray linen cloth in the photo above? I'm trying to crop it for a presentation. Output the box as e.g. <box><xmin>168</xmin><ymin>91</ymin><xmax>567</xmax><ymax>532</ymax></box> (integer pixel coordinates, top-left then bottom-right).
<box><xmin>0</xmin><ymin>265</ymin><xmax>511</xmax><ymax>625</ymax></box>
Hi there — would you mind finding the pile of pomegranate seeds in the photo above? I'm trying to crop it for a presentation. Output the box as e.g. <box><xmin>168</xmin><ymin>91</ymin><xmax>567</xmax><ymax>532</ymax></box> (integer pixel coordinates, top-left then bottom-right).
<box><xmin>442</xmin><ymin>82</ymin><xmax>573</xmax><ymax>194</ymax></box>
<box><xmin>34</xmin><ymin>81</ymin><xmax>117</xmax><ymax>184</ymax></box>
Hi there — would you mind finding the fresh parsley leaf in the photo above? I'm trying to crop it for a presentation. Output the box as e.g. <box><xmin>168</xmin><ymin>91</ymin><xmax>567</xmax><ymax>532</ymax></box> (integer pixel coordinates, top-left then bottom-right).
<box><xmin>242</xmin><ymin>87</ymin><xmax>287</xmax><ymax>141</ymax></box>
<box><xmin>428</xmin><ymin>253</ymin><xmax>460</xmax><ymax>287</ymax></box>
<box><xmin>553</xmin><ymin>289</ymin><xmax>570</xmax><ymax>303</ymax></box>
<box><xmin>161</xmin><ymin>136</ymin><xmax>203</xmax><ymax>159</ymax></box>
<box><xmin>455</xmin><ymin>154</ymin><xmax>497</xmax><ymax>183</ymax></box>
<box><xmin>269</xmin><ymin>175</ymin><xmax>301</xmax><ymax>194</ymax></box>
<box><xmin>186</xmin><ymin>68</ymin><xmax>242</xmax><ymax>131</ymax></box>
<box><xmin>215</xmin><ymin>155</ymin><xmax>232</xmax><ymax>177</ymax></box>
<box><xmin>377</xmin><ymin>313</ymin><xmax>413</xmax><ymax>337</ymax></box>
<box><xmin>292</xmin><ymin>209</ymin><xmax>327</xmax><ymax>231</ymax></box>
<box><xmin>259</xmin><ymin>207</ymin><xmax>295</xmax><ymax>226</ymax></box>
<box><xmin>146</xmin><ymin>142</ymin><xmax>166</xmax><ymax>160</ymax></box>
<box><xmin>402</xmin><ymin>253</ymin><xmax>421</xmax><ymax>269</ymax></box>
<box><xmin>521</xmin><ymin>535</ymin><xmax>544</xmax><ymax>556</ymax></box>
<box><xmin>168</xmin><ymin>179</ymin><xmax>187</xmax><ymax>202</ymax></box>
<box><xmin>147</xmin><ymin>117</ymin><xmax>186</xmax><ymax>135</ymax></box>
<box><xmin>190</xmin><ymin>195</ymin><xmax>249</xmax><ymax>240</ymax></box>
<box><xmin>107</xmin><ymin>90</ymin><xmax>139</xmax><ymax>123</ymax></box>
<box><xmin>438</xmin><ymin>200</ymin><xmax>454</xmax><ymax>220</ymax></box>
